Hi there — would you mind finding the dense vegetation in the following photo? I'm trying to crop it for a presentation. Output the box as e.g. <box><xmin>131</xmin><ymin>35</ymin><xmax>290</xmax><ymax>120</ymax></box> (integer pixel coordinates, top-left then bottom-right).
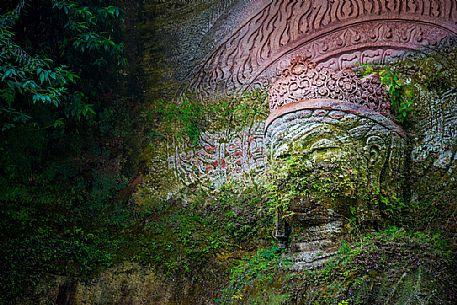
<box><xmin>0</xmin><ymin>1</ymin><xmax>141</xmax><ymax>302</ymax></box>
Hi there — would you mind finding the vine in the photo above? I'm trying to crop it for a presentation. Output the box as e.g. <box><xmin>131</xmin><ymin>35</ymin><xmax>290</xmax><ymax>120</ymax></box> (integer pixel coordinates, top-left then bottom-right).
<box><xmin>358</xmin><ymin>64</ymin><xmax>416</xmax><ymax>123</ymax></box>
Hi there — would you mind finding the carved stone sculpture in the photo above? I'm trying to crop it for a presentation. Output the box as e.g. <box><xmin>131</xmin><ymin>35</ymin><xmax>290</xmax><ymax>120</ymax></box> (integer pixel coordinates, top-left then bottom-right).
<box><xmin>169</xmin><ymin>123</ymin><xmax>267</xmax><ymax>186</ymax></box>
<box><xmin>266</xmin><ymin>62</ymin><xmax>407</xmax><ymax>270</ymax></box>
<box><xmin>268</xmin><ymin>57</ymin><xmax>391</xmax><ymax>116</ymax></box>
<box><xmin>170</xmin><ymin>0</ymin><xmax>457</xmax><ymax>188</ymax></box>
<box><xmin>190</xmin><ymin>0</ymin><xmax>457</xmax><ymax>95</ymax></box>
<box><xmin>165</xmin><ymin>2</ymin><xmax>457</xmax><ymax>263</ymax></box>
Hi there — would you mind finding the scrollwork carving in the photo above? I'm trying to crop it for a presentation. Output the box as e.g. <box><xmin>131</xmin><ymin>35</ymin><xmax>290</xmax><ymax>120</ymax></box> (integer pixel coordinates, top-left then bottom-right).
<box><xmin>190</xmin><ymin>0</ymin><xmax>457</xmax><ymax>95</ymax></box>
<box><xmin>169</xmin><ymin>123</ymin><xmax>267</xmax><ymax>186</ymax></box>
<box><xmin>269</xmin><ymin>57</ymin><xmax>391</xmax><ymax>118</ymax></box>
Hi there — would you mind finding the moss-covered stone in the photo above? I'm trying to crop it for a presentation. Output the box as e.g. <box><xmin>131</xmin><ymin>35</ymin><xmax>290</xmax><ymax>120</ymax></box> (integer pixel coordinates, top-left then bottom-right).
<box><xmin>265</xmin><ymin>105</ymin><xmax>408</xmax><ymax>269</ymax></box>
<box><xmin>220</xmin><ymin>228</ymin><xmax>456</xmax><ymax>305</ymax></box>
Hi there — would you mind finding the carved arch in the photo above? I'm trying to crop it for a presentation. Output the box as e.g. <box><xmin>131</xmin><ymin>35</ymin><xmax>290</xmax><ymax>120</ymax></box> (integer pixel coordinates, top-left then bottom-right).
<box><xmin>190</xmin><ymin>0</ymin><xmax>457</xmax><ymax>95</ymax></box>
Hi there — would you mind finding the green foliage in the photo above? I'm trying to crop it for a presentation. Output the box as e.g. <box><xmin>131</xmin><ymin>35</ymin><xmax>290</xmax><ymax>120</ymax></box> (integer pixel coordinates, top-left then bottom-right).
<box><xmin>216</xmin><ymin>224</ymin><xmax>454</xmax><ymax>304</ymax></box>
<box><xmin>395</xmin><ymin>47</ymin><xmax>457</xmax><ymax>94</ymax></box>
<box><xmin>0</xmin><ymin>0</ymin><xmax>125</xmax><ymax>130</ymax></box>
<box><xmin>129</xmin><ymin>180</ymin><xmax>275</xmax><ymax>278</ymax></box>
<box><xmin>216</xmin><ymin>90</ymin><xmax>269</xmax><ymax>131</ymax></box>
<box><xmin>156</xmin><ymin>95</ymin><xmax>205</xmax><ymax>145</ymax></box>
<box><xmin>2</xmin><ymin>3</ymin><xmax>456</xmax><ymax>303</ymax></box>
<box><xmin>0</xmin><ymin>1</ymin><xmax>135</xmax><ymax>303</ymax></box>
<box><xmin>153</xmin><ymin>90</ymin><xmax>268</xmax><ymax>145</ymax></box>
<box><xmin>359</xmin><ymin>64</ymin><xmax>415</xmax><ymax>123</ymax></box>
<box><xmin>359</xmin><ymin>47</ymin><xmax>457</xmax><ymax>124</ymax></box>
<box><xmin>0</xmin><ymin>163</ymin><xmax>132</xmax><ymax>302</ymax></box>
<box><xmin>217</xmin><ymin>245</ymin><xmax>291</xmax><ymax>305</ymax></box>
<box><xmin>378</xmin><ymin>193</ymin><xmax>407</xmax><ymax>220</ymax></box>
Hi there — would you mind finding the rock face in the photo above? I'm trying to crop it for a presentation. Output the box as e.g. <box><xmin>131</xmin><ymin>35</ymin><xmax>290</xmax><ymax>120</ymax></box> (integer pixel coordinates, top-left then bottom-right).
<box><xmin>26</xmin><ymin>264</ymin><xmax>178</xmax><ymax>305</ymax></box>
<box><xmin>154</xmin><ymin>0</ymin><xmax>457</xmax><ymax>271</ymax></box>
<box><xmin>409</xmin><ymin>88</ymin><xmax>457</xmax><ymax>242</ymax></box>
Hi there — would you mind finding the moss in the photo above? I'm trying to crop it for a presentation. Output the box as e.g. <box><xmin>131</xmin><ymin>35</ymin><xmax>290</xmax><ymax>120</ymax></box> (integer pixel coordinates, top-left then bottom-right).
<box><xmin>218</xmin><ymin>246</ymin><xmax>292</xmax><ymax>305</ymax></box>
<box><xmin>305</xmin><ymin>227</ymin><xmax>456</xmax><ymax>305</ymax></box>
<box><xmin>389</xmin><ymin>50</ymin><xmax>457</xmax><ymax>243</ymax></box>
<box><xmin>85</xmin><ymin>176</ymin><xmax>274</xmax><ymax>304</ymax></box>
<box><xmin>267</xmin><ymin>134</ymin><xmax>380</xmax><ymax>229</ymax></box>
<box><xmin>219</xmin><ymin>227</ymin><xmax>456</xmax><ymax>305</ymax></box>
<box><xmin>149</xmin><ymin>90</ymin><xmax>268</xmax><ymax>143</ymax></box>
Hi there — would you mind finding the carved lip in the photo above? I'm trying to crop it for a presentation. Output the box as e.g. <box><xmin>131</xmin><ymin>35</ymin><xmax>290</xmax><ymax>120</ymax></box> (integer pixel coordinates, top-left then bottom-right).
<box><xmin>265</xmin><ymin>98</ymin><xmax>406</xmax><ymax>137</ymax></box>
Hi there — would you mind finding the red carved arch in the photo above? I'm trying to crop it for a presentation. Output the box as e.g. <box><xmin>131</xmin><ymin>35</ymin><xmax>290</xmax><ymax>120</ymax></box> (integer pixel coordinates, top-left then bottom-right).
<box><xmin>190</xmin><ymin>0</ymin><xmax>457</xmax><ymax>95</ymax></box>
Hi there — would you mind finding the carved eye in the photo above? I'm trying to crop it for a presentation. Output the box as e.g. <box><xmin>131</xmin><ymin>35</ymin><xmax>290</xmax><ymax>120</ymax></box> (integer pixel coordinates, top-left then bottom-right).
<box><xmin>309</xmin><ymin>139</ymin><xmax>339</xmax><ymax>153</ymax></box>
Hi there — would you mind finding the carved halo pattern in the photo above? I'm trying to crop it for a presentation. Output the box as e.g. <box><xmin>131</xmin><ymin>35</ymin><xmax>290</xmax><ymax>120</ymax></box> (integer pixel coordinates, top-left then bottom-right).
<box><xmin>190</xmin><ymin>0</ymin><xmax>457</xmax><ymax>95</ymax></box>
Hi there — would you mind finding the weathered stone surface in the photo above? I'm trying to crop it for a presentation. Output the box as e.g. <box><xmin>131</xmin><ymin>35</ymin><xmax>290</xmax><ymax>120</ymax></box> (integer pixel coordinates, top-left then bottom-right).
<box><xmin>169</xmin><ymin>122</ymin><xmax>266</xmax><ymax>186</ymax></box>
<box><xmin>21</xmin><ymin>264</ymin><xmax>174</xmax><ymax>305</ymax></box>
<box><xmin>141</xmin><ymin>0</ymin><xmax>260</xmax><ymax>99</ymax></box>
<box><xmin>24</xmin><ymin>262</ymin><xmax>229</xmax><ymax>305</ymax></box>
<box><xmin>266</xmin><ymin>98</ymin><xmax>406</xmax><ymax>270</ymax></box>
<box><xmin>408</xmin><ymin>88</ymin><xmax>457</xmax><ymax>240</ymax></box>
<box><xmin>411</xmin><ymin>90</ymin><xmax>457</xmax><ymax>170</ymax></box>
<box><xmin>289</xmin><ymin>221</ymin><xmax>343</xmax><ymax>270</ymax></box>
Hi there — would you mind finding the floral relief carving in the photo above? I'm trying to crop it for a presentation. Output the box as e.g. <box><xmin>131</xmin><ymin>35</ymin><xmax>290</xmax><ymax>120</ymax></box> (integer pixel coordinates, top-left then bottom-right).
<box><xmin>269</xmin><ymin>57</ymin><xmax>391</xmax><ymax>117</ymax></box>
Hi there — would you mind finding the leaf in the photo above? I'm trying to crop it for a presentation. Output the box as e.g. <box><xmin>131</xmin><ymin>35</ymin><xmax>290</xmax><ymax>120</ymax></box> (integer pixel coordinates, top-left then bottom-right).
<box><xmin>39</xmin><ymin>72</ymin><xmax>45</xmax><ymax>83</ymax></box>
<box><xmin>0</xmin><ymin>89</ymin><xmax>15</xmax><ymax>105</ymax></box>
<box><xmin>2</xmin><ymin>68</ymin><xmax>17</xmax><ymax>81</ymax></box>
<box><xmin>53</xmin><ymin>118</ymin><xmax>64</xmax><ymax>128</ymax></box>
<box><xmin>82</xmin><ymin>104</ymin><xmax>96</xmax><ymax>116</ymax></box>
<box><xmin>2</xmin><ymin>123</ymin><xmax>15</xmax><ymax>131</ymax></box>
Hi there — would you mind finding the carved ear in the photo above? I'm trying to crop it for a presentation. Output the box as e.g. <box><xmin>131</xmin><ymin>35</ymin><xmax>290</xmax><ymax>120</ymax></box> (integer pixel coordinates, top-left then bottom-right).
<box><xmin>364</xmin><ymin>135</ymin><xmax>388</xmax><ymax>198</ymax></box>
<box><xmin>365</xmin><ymin>136</ymin><xmax>387</xmax><ymax>169</ymax></box>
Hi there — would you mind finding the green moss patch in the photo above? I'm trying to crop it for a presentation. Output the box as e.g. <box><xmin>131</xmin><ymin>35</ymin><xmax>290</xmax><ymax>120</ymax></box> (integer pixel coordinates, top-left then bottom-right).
<box><xmin>219</xmin><ymin>227</ymin><xmax>456</xmax><ymax>305</ymax></box>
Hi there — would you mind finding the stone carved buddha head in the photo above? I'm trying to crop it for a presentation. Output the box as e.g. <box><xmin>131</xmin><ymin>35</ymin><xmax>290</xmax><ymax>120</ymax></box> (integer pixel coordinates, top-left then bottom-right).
<box><xmin>265</xmin><ymin>59</ymin><xmax>407</xmax><ymax>269</ymax></box>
